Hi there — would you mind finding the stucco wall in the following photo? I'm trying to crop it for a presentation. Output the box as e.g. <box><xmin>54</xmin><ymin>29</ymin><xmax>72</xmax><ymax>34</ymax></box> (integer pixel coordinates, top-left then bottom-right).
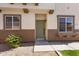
<box><xmin>22</xmin><ymin>13</ymin><xmax>35</xmax><ymax>29</ymax></box>
<box><xmin>2</xmin><ymin>8</ymin><xmax>23</xmax><ymax>14</ymax></box>
<box><xmin>0</xmin><ymin>3</ymin><xmax>55</xmax><ymax>10</ymax></box>
<box><xmin>0</xmin><ymin>3</ymin><xmax>79</xmax><ymax>42</ymax></box>
<box><xmin>0</xmin><ymin>8</ymin><xmax>35</xmax><ymax>43</ymax></box>
<box><xmin>47</xmin><ymin>3</ymin><xmax>79</xmax><ymax>30</ymax></box>
<box><xmin>0</xmin><ymin>8</ymin><xmax>35</xmax><ymax>30</ymax></box>
<box><xmin>0</xmin><ymin>3</ymin><xmax>79</xmax><ymax>30</ymax></box>
<box><xmin>0</xmin><ymin>14</ymin><xmax>3</xmax><ymax>30</ymax></box>
<box><xmin>47</xmin><ymin>14</ymin><xmax>57</xmax><ymax>29</ymax></box>
<box><xmin>55</xmin><ymin>3</ymin><xmax>79</xmax><ymax>30</ymax></box>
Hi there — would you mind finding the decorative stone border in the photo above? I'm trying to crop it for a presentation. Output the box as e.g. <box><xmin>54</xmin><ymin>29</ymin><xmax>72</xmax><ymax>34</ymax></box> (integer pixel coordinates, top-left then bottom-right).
<box><xmin>55</xmin><ymin>50</ymin><xmax>62</xmax><ymax>56</ymax></box>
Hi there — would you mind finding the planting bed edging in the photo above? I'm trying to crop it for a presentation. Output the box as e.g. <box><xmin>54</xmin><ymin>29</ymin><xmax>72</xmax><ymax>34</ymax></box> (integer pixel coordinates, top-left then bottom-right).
<box><xmin>55</xmin><ymin>50</ymin><xmax>62</xmax><ymax>56</ymax></box>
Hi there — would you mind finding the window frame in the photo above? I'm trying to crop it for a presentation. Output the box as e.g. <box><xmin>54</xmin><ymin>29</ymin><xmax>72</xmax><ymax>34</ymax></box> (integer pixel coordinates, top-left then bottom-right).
<box><xmin>4</xmin><ymin>14</ymin><xmax>21</xmax><ymax>30</ymax></box>
<box><xmin>57</xmin><ymin>15</ymin><xmax>74</xmax><ymax>33</ymax></box>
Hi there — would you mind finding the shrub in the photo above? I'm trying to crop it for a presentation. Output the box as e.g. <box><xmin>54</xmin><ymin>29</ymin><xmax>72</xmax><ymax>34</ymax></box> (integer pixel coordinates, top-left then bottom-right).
<box><xmin>5</xmin><ymin>34</ymin><xmax>22</xmax><ymax>48</ymax></box>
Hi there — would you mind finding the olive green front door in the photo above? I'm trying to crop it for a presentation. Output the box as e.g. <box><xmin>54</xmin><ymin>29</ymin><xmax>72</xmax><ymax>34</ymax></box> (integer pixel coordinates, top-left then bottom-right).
<box><xmin>36</xmin><ymin>20</ymin><xmax>46</xmax><ymax>40</ymax></box>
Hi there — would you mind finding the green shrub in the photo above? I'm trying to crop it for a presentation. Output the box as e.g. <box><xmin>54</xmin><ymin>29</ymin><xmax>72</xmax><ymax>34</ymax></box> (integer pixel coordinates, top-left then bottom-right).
<box><xmin>5</xmin><ymin>34</ymin><xmax>22</xmax><ymax>48</ymax></box>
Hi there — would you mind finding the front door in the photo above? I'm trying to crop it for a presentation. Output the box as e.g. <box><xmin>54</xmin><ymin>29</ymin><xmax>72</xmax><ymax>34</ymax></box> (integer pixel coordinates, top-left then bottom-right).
<box><xmin>36</xmin><ymin>20</ymin><xmax>46</xmax><ymax>40</ymax></box>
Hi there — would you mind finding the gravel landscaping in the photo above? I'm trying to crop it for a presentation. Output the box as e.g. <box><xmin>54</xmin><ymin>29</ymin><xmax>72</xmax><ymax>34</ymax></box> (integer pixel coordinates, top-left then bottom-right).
<box><xmin>0</xmin><ymin>42</ymin><xmax>57</xmax><ymax>56</ymax></box>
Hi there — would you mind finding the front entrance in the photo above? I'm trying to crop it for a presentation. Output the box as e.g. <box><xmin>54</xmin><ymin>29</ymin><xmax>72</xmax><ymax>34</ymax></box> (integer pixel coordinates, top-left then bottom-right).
<box><xmin>36</xmin><ymin>20</ymin><xmax>46</xmax><ymax>40</ymax></box>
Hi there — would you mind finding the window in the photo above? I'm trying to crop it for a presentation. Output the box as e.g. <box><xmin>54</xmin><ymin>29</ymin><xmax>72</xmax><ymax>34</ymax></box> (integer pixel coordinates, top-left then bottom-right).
<box><xmin>58</xmin><ymin>16</ymin><xmax>74</xmax><ymax>32</ymax></box>
<box><xmin>4</xmin><ymin>15</ymin><xmax>21</xmax><ymax>30</ymax></box>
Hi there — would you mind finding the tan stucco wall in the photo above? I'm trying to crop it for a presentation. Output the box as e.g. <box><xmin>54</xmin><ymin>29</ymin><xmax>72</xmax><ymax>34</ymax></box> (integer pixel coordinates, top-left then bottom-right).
<box><xmin>47</xmin><ymin>3</ymin><xmax>79</xmax><ymax>30</ymax></box>
<box><xmin>0</xmin><ymin>4</ymin><xmax>79</xmax><ymax>30</ymax></box>
<box><xmin>1</xmin><ymin>3</ymin><xmax>79</xmax><ymax>41</ymax></box>
<box><xmin>55</xmin><ymin>3</ymin><xmax>79</xmax><ymax>30</ymax></box>
<box><xmin>22</xmin><ymin>13</ymin><xmax>35</xmax><ymax>29</ymax></box>
<box><xmin>0</xmin><ymin>8</ymin><xmax>35</xmax><ymax>30</ymax></box>
<box><xmin>0</xmin><ymin>14</ymin><xmax>3</xmax><ymax>30</ymax></box>
<box><xmin>2</xmin><ymin>8</ymin><xmax>23</xmax><ymax>14</ymax></box>
<box><xmin>0</xmin><ymin>3</ymin><xmax>55</xmax><ymax>10</ymax></box>
<box><xmin>47</xmin><ymin>14</ymin><xmax>57</xmax><ymax>29</ymax></box>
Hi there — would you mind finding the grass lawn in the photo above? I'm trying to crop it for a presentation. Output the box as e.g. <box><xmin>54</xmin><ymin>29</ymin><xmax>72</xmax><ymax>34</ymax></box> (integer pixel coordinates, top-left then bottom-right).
<box><xmin>60</xmin><ymin>50</ymin><xmax>79</xmax><ymax>56</ymax></box>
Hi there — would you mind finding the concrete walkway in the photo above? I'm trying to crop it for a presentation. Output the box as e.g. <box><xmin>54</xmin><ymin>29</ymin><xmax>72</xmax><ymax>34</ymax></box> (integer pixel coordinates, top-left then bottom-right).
<box><xmin>68</xmin><ymin>42</ymin><xmax>79</xmax><ymax>50</ymax></box>
<box><xmin>0</xmin><ymin>43</ymin><xmax>57</xmax><ymax>56</ymax></box>
<box><xmin>0</xmin><ymin>41</ymin><xmax>79</xmax><ymax>56</ymax></box>
<box><xmin>49</xmin><ymin>42</ymin><xmax>74</xmax><ymax>50</ymax></box>
<box><xmin>49</xmin><ymin>42</ymin><xmax>79</xmax><ymax>50</ymax></box>
<box><xmin>34</xmin><ymin>40</ymin><xmax>54</xmax><ymax>52</ymax></box>
<box><xmin>34</xmin><ymin>40</ymin><xmax>79</xmax><ymax>52</ymax></box>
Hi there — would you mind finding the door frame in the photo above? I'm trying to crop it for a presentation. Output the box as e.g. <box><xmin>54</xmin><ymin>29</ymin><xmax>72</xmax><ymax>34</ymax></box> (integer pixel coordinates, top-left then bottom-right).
<box><xmin>35</xmin><ymin>14</ymin><xmax>47</xmax><ymax>40</ymax></box>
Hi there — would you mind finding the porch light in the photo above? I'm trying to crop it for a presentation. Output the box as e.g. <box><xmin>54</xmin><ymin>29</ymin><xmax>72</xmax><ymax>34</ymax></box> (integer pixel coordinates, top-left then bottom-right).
<box><xmin>23</xmin><ymin>9</ymin><xmax>29</xmax><ymax>13</ymax></box>
<box><xmin>49</xmin><ymin>10</ymin><xmax>54</xmax><ymax>14</ymax></box>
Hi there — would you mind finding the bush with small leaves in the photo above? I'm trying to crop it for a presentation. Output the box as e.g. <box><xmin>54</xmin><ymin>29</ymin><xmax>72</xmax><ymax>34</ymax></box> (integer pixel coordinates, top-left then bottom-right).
<box><xmin>5</xmin><ymin>34</ymin><xmax>22</xmax><ymax>48</ymax></box>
